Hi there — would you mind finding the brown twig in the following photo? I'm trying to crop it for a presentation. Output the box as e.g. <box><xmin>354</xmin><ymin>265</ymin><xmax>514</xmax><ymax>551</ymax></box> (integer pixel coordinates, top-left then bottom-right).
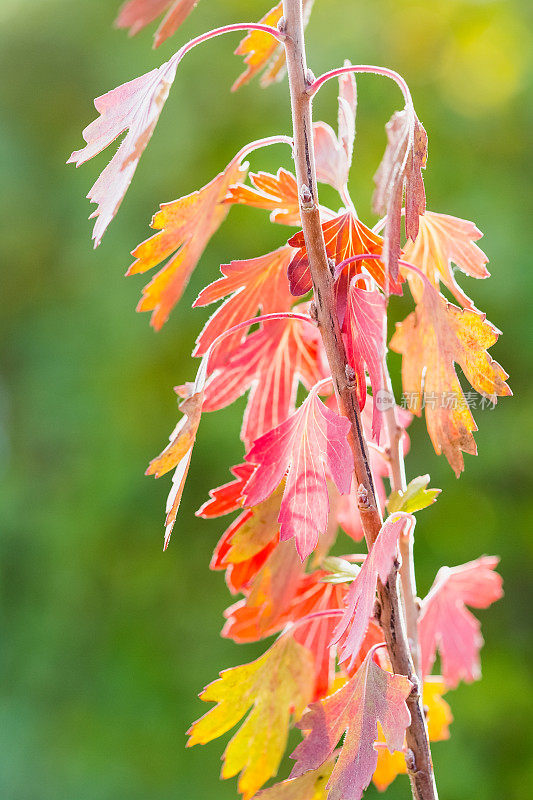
<box><xmin>281</xmin><ymin>2</ymin><xmax>437</xmax><ymax>798</ymax></box>
<box><xmin>383</xmin><ymin>365</ymin><xmax>422</xmax><ymax>676</ymax></box>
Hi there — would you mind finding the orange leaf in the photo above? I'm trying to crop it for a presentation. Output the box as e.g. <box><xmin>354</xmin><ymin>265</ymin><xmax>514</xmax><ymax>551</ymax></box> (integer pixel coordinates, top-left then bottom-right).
<box><xmin>225</xmin><ymin>169</ymin><xmax>301</xmax><ymax>226</ymax></box>
<box><xmin>127</xmin><ymin>157</ymin><xmax>247</xmax><ymax>329</ymax></box>
<box><xmin>146</xmin><ymin>386</ymin><xmax>204</xmax><ymax>548</ymax></box>
<box><xmin>232</xmin><ymin>3</ymin><xmax>285</xmax><ymax>92</ymax></box>
<box><xmin>194</xmin><ymin>245</ymin><xmax>294</xmax><ymax>369</ymax></box>
<box><xmin>390</xmin><ymin>282</ymin><xmax>511</xmax><ymax>475</ymax></box>
<box><xmin>187</xmin><ymin>635</ymin><xmax>314</xmax><ymax>800</ymax></box>
<box><xmin>287</xmin><ymin>214</ymin><xmax>402</xmax><ymax>297</ymax></box>
<box><xmin>232</xmin><ymin>1</ymin><xmax>315</xmax><ymax>91</ymax></box>
<box><xmin>403</xmin><ymin>210</ymin><xmax>489</xmax><ymax>308</ymax></box>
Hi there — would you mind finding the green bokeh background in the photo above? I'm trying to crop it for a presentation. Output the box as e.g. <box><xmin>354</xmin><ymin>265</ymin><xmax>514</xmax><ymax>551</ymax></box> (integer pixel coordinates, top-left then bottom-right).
<box><xmin>1</xmin><ymin>1</ymin><xmax>532</xmax><ymax>798</ymax></box>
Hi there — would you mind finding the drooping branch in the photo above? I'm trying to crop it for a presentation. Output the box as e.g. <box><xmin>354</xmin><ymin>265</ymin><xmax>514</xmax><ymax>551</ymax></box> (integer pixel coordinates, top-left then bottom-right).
<box><xmin>281</xmin><ymin>3</ymin><xmax>437</xmax><ymax>798</ymax></box>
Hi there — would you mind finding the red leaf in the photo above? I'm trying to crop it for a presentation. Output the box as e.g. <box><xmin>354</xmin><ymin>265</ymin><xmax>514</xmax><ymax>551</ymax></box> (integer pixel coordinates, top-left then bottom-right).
<box><xmin>373</xmin><ymin>108</ymin><xmax>428</xmax><ymax>283</ymax></box>
<box><xmin>418</xmin><ymin>556</ymin><xmax>503</xmax><ymax>687</ymax></box>
<box><xmin>287</xmin><ymin>214</ymin><xmax>401</xmax><ymax>297</ymax></box>
<box><xmin>290</xmin><ymin>648</ymin><xmax>412</xmax><ymax>800</ymax></box>
<box><xmin>333</xmin><ymin>516</ymin><xmax>414</xmax><ymax>670</ymax></box>
<box><xmin>202</xmin><ymin>316</ymin><xmax>325</xmax><ymax>447</ymax></box>
<box><xmin>127</xmin><ymin>157</ymin><xmax>247</xmax><ymax>329</ymax></box>
<box><xmin>115</xmin><ymin>0</ymin><xmax>199</xmax><ymax>47</ymax></box>
<box><xmin>225</xmin><ymin>169</ymin><xmax>301</xmax><ymax>226</ymax></box>
<box><xmin>243</xmin><ymin>390</ymin><xmax>353</xmax><ymax>560</ymax></box>
<box><xmin>196</xmin><ymin>463</ymin><xmax>254</xmax><ymax>518</ymax></box>
<box><xmin>194</xmin><ymin>245</ymin><xmax>294</xmax><ymax>369</ymax></box>
<box><xmin>225</xmin><ymin>571</ymin><xmax>349</xmax><ymax>701</ymax></box>
<box><xmin>343</xmin><ymin>283</ymin><xmax>386</xmax><ymax>441</ymax></box>
<box><xmin>68</xmin><ymin>58</ymin><xmax>179</xmax><ymax>246</ymax></box>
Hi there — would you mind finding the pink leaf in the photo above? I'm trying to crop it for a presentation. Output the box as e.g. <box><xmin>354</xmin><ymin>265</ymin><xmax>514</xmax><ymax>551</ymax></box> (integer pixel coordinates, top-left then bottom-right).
<box><xmin>116</xmin><ymin>0</ymin><xmax>199</xmax><ymax>48</ymax></box>
<box><xmin>243</xmin><ymin>390</ymin><xmax>354</xmax><ymax>560</ymax></box>
<box><xmin>313</xmin><ymin>60</ymin><xmax>357</xmax><ymax>192</ymax></box>
<box><xmin>333</xmin><ymin>516</ymin><xmax>414</xmax><ymax>670</ymax></box>
<box><xmin>68</xmin><ymin>58</ymin><xmax>179</xmax><ymax>245</ymax></box>
<box><xmin>343</xmin><ymin>282</ymin><xmax>386</xmax><ymax>442</ymax></box>
<box><xmin>290</xmin><ymin>648</ymin><xmax>412</xmax><ymax>800</ymax></box>
<box><xmin>418</xmin><ymin>556</ymin><xmax>503</xmax><ymax>687</ymax></box>
<box><xmin>201</xmin><ymin>317</ymin><xmax>325</xmax><ymax>448</ymax></box>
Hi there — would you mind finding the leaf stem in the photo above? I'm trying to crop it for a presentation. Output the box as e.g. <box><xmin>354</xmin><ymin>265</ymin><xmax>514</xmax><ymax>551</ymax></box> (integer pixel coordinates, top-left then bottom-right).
<box><xmin>169</xmin><ymin>23</ymin><xmax>283</xmax><ymax>70</ymax></box>
<box><xmin>308</xmin><ymin>64</ymin><xmax>414</xmax><ymax>113</ymax></box>
<box><xmin>281</xmin><ymin>3</ymin><xmax>437</xmax><ymax>798</ymax></box>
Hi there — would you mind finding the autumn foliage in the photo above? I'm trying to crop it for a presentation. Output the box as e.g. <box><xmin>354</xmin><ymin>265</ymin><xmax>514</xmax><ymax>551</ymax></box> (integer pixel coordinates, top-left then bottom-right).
<box><xmin>70</xmin><ymin>3</ymin><xmax>509</xmax><ymax>799</ymax></box>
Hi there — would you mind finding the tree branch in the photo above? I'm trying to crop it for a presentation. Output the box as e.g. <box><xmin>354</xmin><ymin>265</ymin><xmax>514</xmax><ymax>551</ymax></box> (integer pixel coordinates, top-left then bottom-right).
<box><xmin>281</xmin><ymin>3</ymin><xmax>437</xmax><ymax>798</ymax></box>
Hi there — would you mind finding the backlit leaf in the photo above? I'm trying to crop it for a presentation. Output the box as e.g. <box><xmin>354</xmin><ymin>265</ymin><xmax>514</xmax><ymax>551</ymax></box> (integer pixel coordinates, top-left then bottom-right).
<box><xmin>115</xmin><ymin>0</ymin><xmax>199</xmax><ymax>47</ymax></box>
<box><xmin>287</xmin><ymin>214</ymin><xmax>401</xmax><ymax>297</ymax></box>
<box><xmin>68</xmin><ymin>58</ymin><xmax>179</xmax><ymax>245</ymax></box>
<box><xmin>403</xmin><ymin>211</ymin><xmax>489</xmax><ymax>308</ymax></box>
<box><xmin>419</xmin><ymin>556</ymin><xmax>503</xmax><ymax>687</ymax></box>
<box><xmin>146</xmin><ymin>385</ymin><xmax>203</xmax><ymax>549</ymax></box>
<box><xmin>225</xmin><ymin>169</ymin><xmax>301</xmax><ymax>226</ymax></box>
<box><xmin>332</xmin><ymin>515</ymin><xmax>414</xmax><ymax>669</ymax></box>
<box><xmin>194</xmin><ymin>245</ymin><xmax>294</xmax><ymax>369</ymax></box>
<box><xmin>243</xmin><ymin>390</ymin><xmax>354</xmax><ymax>560</ymax></box>
<box><xmin>372</xmin><ymin>676</ymin><xmax>452</xmax><ymax>791</ymax></box>
<box><xmin>201</xmin><ymin>317</ymin><xmax>325</xmax><ymax>447</ymax></box>
<box><xmin>314</xmin><ymin>61</ymin><xmax>357</xmax><ymax>192</ymax></box>
<box><xmin>387</xmin><ymin>474</ymin><xmax>441</xmax><ymax>514</ymax></box>
<box><xmin>290</xmin><ymin>648</ymin><xmax>412</xmax><ymax>800</ymax></box>
<box><xmin>373</xmin><ymin>108</ymin><xmax>428</xmax><ymax>284</ymax></box>
<box><xmin>343</xmin><ymin>283</ymin><xmax>386</xmax><ymax>441</ymax></box>
<box><xmin>127</xmin><ymin>157</ymin><xmax>247</xmax><ymax>329</ymax></box>
<box><xmin>232</xmin><ymin>3</ymin><xmax>284</xmax><ymax>92</ymax></box>
<box><xmin>187</xmin><ymin>635</ymin><xmax>315</xmax><ymax>800</ymax></box>
<box><xmin>390</xmin><ymin>281</ymin><xmax>511</xmax><ymax>475</ymax></box>
<box><xmin>254</xmin><ymin>757</ymin><xmax>336</xmax><ymax>800</ymax></box>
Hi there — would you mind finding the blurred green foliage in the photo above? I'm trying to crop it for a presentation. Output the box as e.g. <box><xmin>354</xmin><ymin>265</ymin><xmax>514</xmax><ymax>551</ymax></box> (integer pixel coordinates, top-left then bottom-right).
<box><xmin>1</xmin><ymin>1</ymin><xmax>532</xmax><ymax>798</ymax></box>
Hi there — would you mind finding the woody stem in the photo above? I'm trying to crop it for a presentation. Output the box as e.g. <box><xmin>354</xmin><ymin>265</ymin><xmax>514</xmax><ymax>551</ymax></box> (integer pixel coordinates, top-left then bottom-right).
<box><xmin>383</xmin><ymin>363</ymin><xmax>421</xmax><ymax>676</ymax></box>
<box><xmin>281</xmin><ymin>2</ymin><xmax>437</xmax><ymax>798</ymax></box>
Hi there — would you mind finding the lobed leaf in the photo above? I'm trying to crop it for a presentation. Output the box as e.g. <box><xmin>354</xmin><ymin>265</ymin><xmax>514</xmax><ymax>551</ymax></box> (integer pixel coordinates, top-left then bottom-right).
<box><xmin>187</xmin><ymin>635</ymin><xmax>315</xmax><ymax>800</ymax></box>
<box><xmin>194</xmin><ymin>245</ymin><xmax>294</xmax><ymax>369</ymax></box>
<box><xmin>201</xmin><ymin>316</ymin><xmax>325</xmax><ymax>447</ymax></box>
<box><xmin>287</xmin><ymin>214</ymin><xmax>401</xmax><ymax>298</ymax></box>
<box><xmin>332</xmin><ymin>515</ymin><xmax>414</xmax><ymax>669</ymax></box>
<box><xmin>390</xmin><ymin>281</ymin><xmax>511</xmax><ymax>475</ymax></box>
<box><xmin>115</xmin><ymin>0</ymin><xmax>199</xmax><ymax>47</ymax></box>
<box><xmin>403</xmin><ymin>210</ymin><xmax>489</xmax><ymax>308</ymax></box>
<box><xmin>127</xmin><ymin>157</ymin><xmax>247</xmax><ymax>329</ymax></box>
<box><xmin>243</xmin><ymin>390</ymin><xmax>354</xmax><ymax>560</ymax></box>
<box><xmin>290</xmin><ymin>648</ymin><xmax>412</xmax><ymax>800</ymax></box>
<box><xmin>418</xmin><ymin>556</ymin><xmax>503</xmax><ymax>687</ymax></box>
<box><xmin>68</xmin><ymin>58</ymin><xmax>180</xmax><ymax>245</ymax></box>
<box><xmin>387</xmin><ymin>474</ymin><xmax>441</xmax><ymax>514</ymax></box>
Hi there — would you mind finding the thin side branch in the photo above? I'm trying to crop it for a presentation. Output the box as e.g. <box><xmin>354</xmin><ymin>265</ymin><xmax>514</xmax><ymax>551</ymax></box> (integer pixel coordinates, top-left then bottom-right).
<box><xmin>281</xmin><ymin>3</ymin><xmax>437</xmax><ymax>798</ymax></box>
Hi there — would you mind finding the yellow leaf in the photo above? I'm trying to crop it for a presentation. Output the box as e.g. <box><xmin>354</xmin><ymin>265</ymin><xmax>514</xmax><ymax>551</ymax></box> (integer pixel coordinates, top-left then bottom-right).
<box><xmin>187</xmin><ymin>636</ymin><xmax>314</xmax><ymax>799</ymax></box>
